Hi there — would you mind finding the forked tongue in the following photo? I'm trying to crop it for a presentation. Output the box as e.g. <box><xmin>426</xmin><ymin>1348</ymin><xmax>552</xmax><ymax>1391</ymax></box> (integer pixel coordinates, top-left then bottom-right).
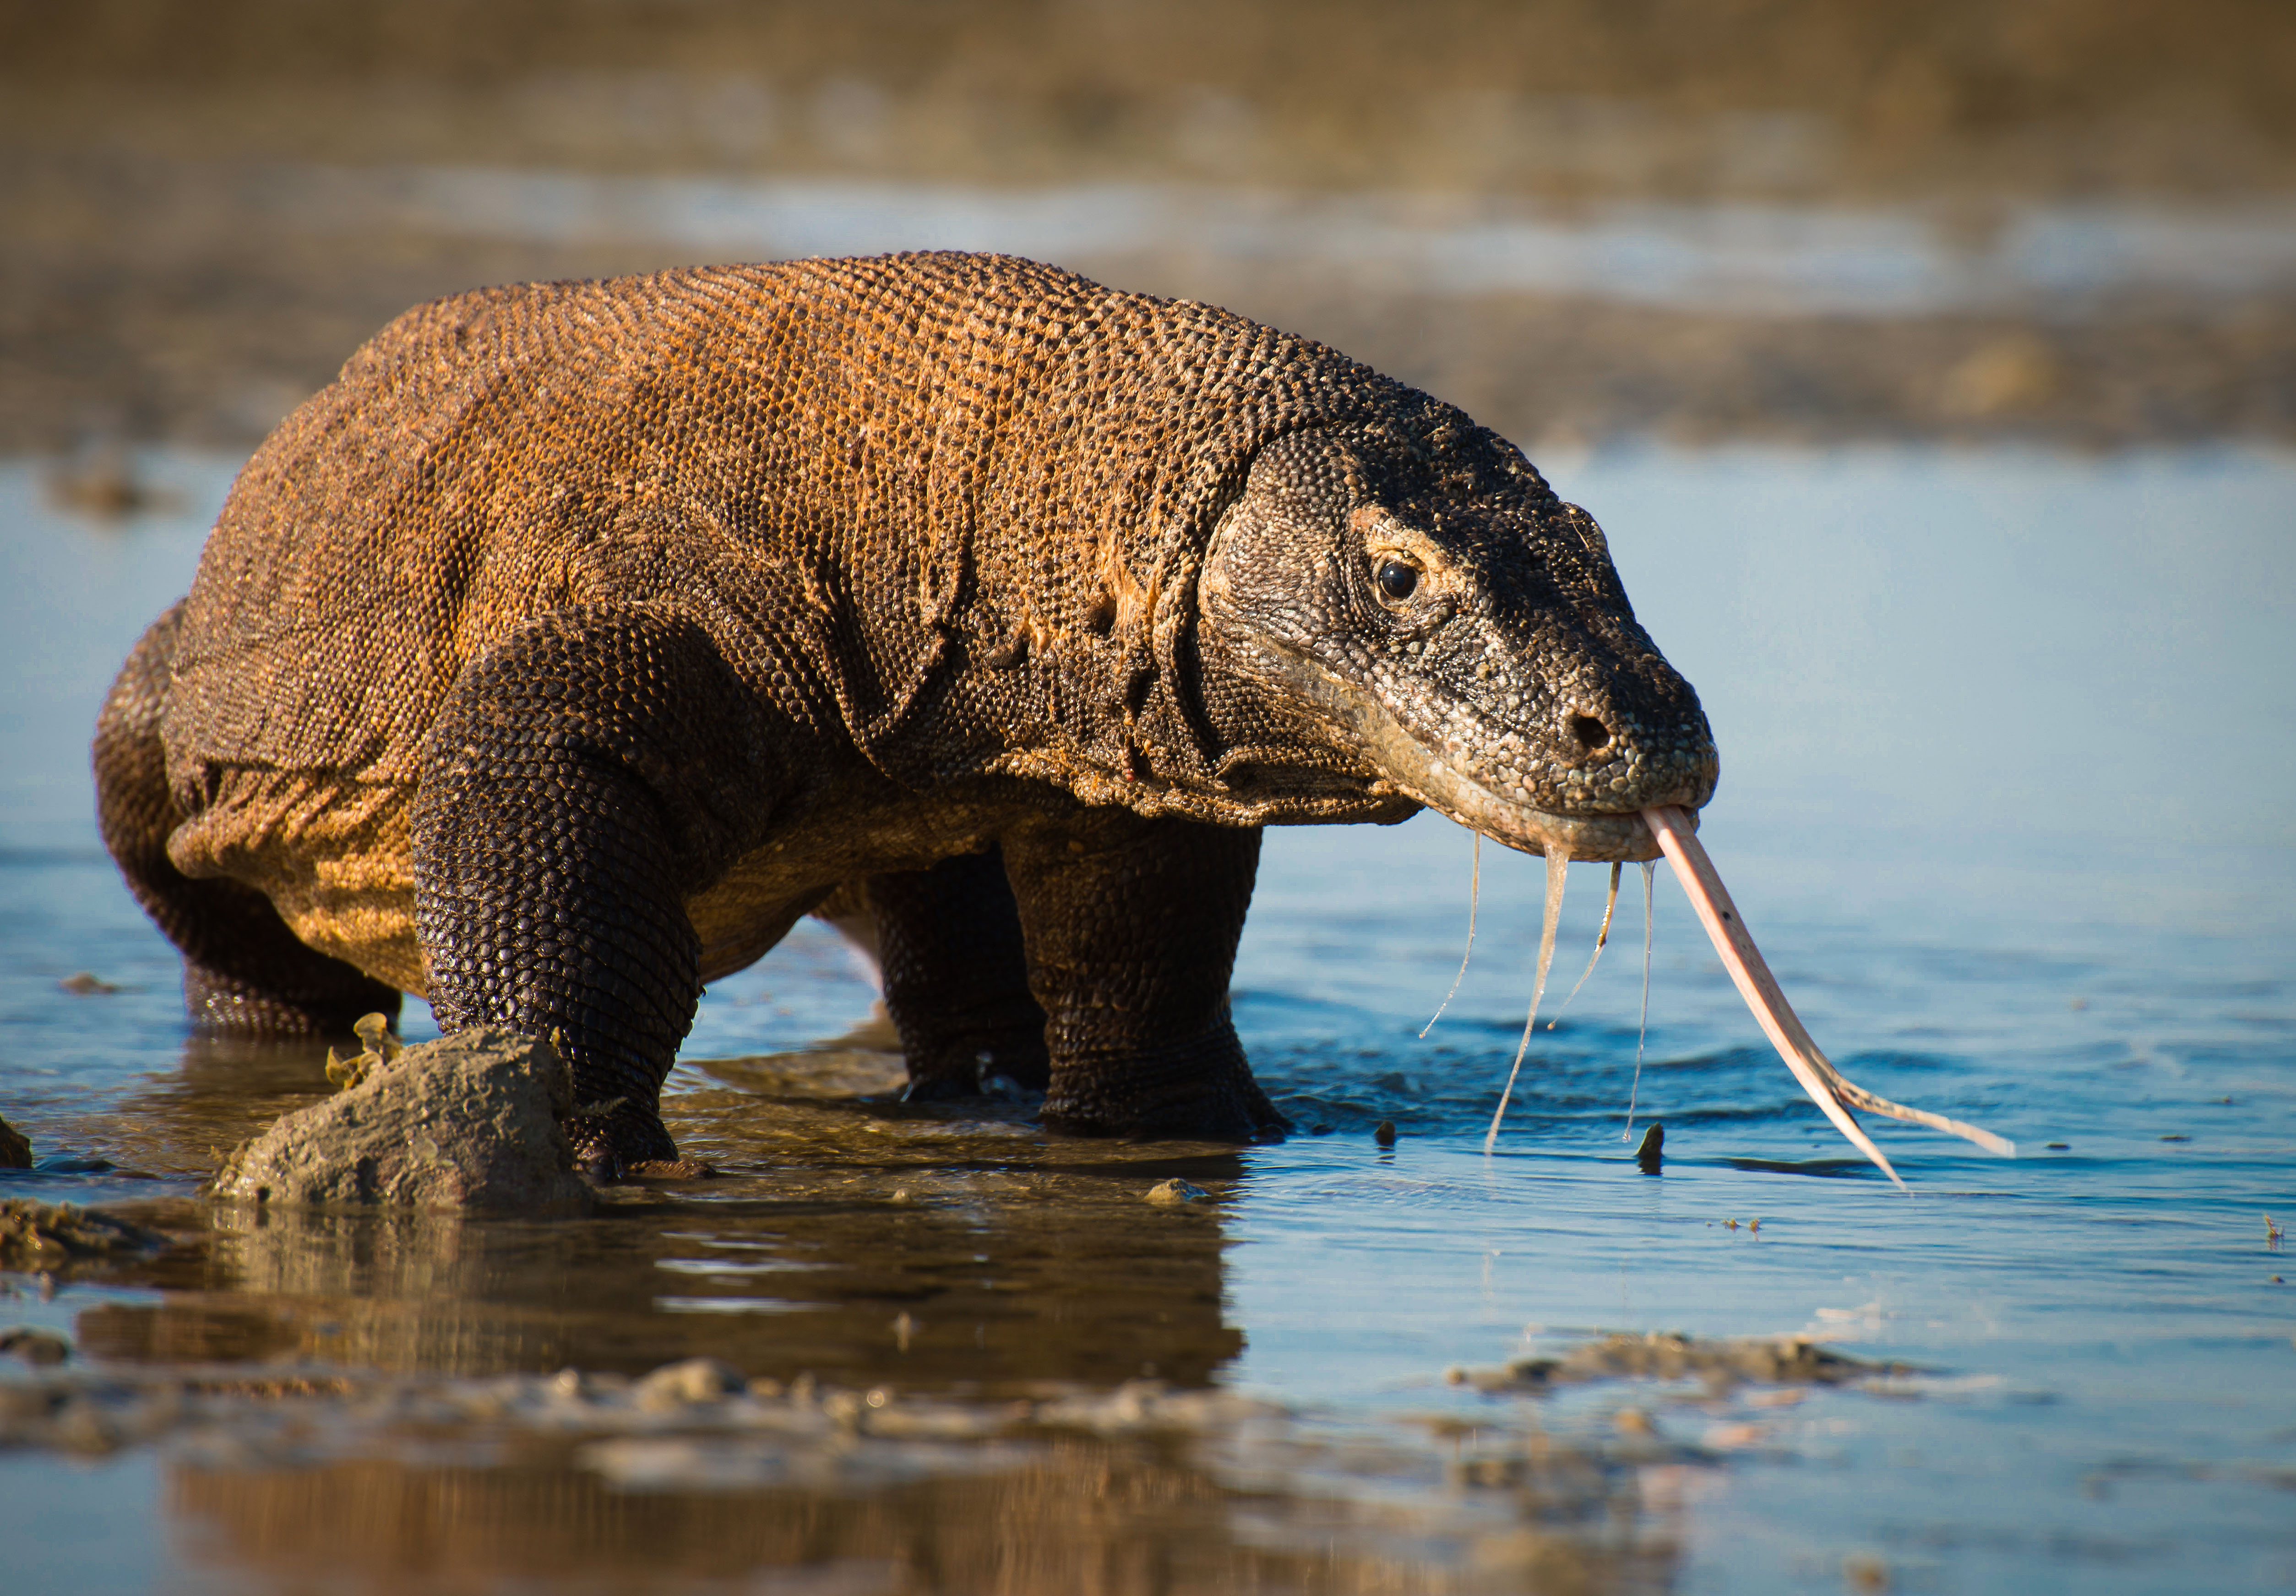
<box><xmin>1640</xmin><ymin>805</ymin><xmax>2015</xmax><ymax>1190</ymax></box>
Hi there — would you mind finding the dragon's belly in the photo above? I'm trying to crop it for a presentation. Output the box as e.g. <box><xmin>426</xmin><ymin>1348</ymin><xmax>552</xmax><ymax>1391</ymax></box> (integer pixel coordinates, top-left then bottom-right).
<box><xmin>167</xmin><ymin>766</ymin><xmax>1042</xmax><ymax>997</ymax></box>
<box><xmin>686</xmin><ymin>787</ymin><xmax>1036</xmax><ymax>984</ymax></box>
<box><xmin>166</xmin><ymin>768</ymin><xmax>429</xmax><ymax>993</ymax></box>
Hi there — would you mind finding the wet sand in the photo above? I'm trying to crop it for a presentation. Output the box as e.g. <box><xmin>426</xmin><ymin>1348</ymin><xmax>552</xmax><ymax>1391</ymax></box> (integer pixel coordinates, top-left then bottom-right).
<box><xmin>5</xmin><ymin>0</ymin><xmax>2293</xmax><ymax>456</ymax></box>
<box><xmin>6</xmin><ymin>150</ymin><xmax>2292</xmax><ymax>457</ymax></box>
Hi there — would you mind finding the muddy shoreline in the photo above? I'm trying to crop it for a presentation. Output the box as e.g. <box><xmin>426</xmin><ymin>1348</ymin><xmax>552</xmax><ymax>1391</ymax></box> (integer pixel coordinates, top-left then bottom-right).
<box><xmin>5</xmin><ymin>148</ymin><xmax>2292</xmax><ymax>459</ymax></box>
<box><xmin>8</xmin><ymin>0</ymin><xmax>2291</xmax><ymax>458</ymax></box>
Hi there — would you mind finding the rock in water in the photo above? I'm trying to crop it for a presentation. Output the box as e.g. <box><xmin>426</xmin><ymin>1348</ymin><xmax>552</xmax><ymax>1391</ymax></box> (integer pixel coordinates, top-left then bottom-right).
<box><xmin>634</xmin><ymin>1357</ymin><xmax>749</xmax><ymax>1410</ymax></box>
<box><xmin>0</xmin><ymin>1199</ymin><xmax>171</xmax><ymax>1266</ymax></box>
<box><xmin>1635</xmin><ymin>1123</ymin><xmax>1664</xmax><ymax>1173</ymax></box>
<box><xmin>0</xmin><ymin>1113</ymin><xmax>29</xmax><ymax>1168</ymax></box>
<box><xmin>1145</xmin><ymin>1178</ymin><xmax>1211</xmax><ymax>1205</ymax></box>
<box><xmin>213</xmin><ymin>1027</ymin><xmax>591</xmax><ymax>1213</ymax></box>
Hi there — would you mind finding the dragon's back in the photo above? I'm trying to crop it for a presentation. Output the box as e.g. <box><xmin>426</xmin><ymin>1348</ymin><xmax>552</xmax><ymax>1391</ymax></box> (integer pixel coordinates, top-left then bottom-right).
<box><xmin>171</xmin><ymin>269</ymin><xmax>735</xmax><ymax>784</ymax></box>
<box><xmin>156</xmin><ymin>254</ymin><xmax>1526</xmax><ymax>988</ymax></box>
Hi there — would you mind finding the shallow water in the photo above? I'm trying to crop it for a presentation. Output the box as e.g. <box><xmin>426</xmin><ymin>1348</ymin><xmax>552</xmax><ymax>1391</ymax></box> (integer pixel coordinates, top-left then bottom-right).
<box><xmin>2</xmin><ymin>445</ymin><xmax>2292</xmax><ymax>1593</ymax></box>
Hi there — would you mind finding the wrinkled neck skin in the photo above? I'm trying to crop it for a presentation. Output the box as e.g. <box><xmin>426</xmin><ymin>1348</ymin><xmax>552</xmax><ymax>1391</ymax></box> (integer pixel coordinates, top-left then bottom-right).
<box><xmin>1193</xmin><ymin>430</ymin><xmax>1719</xmax><ymax>861</ymax></box>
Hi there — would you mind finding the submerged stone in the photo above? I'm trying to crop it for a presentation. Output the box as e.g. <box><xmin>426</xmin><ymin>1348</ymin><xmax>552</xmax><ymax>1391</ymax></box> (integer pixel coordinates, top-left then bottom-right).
<box><xmin>0</xmin><ymin>1327</ymin><xmax>71</xmax><ymax>1366</ymax></box>
<box><xmin>1486</xmin><ymin>1330</ymin><xmax>1913</xmax><ymax>1394</ymax></box>
<box><xmin>0</xmin><ymin>1112</ymin><xmax>28</xmax><ymax>1168</ymax></box>
<box><xmin>212</xmin><ymin>1026</ymin><xmax>591</xmax><ymax>1214</ymax></box>
<box><xmin>0</xmin><ymin>1199</ymin><xmax>171</xmax><ymax>1267</ymax></box>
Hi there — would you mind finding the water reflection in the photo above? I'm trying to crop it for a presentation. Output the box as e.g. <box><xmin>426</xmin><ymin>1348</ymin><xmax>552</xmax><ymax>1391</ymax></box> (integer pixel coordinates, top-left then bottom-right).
<box><xmin>57</xmin><ymin>1039</ymin><xmax>1685</xmax><ymax>1595</ymax></box>
<box><xmin>162</xmin><ymin>1430</ymin><xmax>1678</xmax><ymax>1596</ymax></box>
<box><xmin>81</xmin><ymin>1053</ymin><xmax>1248</xmax><ymax>1392</ymax></box>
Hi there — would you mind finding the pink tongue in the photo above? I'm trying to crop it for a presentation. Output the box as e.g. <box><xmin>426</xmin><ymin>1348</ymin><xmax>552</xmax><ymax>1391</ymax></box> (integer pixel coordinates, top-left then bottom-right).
<box><xmin>1641</xmin><ymin>806</ymin><xmax>2016</xmax><ymax>1191</ymax></box>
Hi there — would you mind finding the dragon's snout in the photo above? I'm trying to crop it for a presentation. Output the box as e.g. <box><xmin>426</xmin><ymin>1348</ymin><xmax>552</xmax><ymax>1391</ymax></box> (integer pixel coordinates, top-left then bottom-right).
<box><xmin>1449</xmin><ymin>672</ymin><xmax>1718</xmax><ymax>836</ymax></box>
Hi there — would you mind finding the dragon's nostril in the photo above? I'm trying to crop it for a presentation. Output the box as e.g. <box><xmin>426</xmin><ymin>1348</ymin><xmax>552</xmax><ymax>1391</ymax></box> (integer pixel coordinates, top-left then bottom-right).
<box><xmin>1568</xmin><ymin>714</ymin><xmax>1612</xmax><ymax>752</ymax></box>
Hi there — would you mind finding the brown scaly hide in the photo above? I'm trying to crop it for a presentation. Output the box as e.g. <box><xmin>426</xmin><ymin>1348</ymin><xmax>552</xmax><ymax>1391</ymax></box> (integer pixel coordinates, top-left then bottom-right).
<box><xmin>158</xmin><ymin>252</ymin><xmax>1547</xmax><ymax>994</ymax></box>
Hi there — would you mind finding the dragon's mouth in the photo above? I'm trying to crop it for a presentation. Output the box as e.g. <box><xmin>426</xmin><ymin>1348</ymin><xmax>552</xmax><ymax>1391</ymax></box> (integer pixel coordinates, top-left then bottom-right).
<box><xmin>1392</xmin><ymin>763</ymin><xmax>1665</xmax><ymax>862</ymax></box>
<box><xmin>1257</xmin><ymin>642</ymin><xmax>1682</xmax><ymax>862</ymax></box>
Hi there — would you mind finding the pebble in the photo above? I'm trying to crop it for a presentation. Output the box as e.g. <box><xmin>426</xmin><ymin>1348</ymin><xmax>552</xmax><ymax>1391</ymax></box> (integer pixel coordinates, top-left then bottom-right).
<box><xmin>0</xmin><ymin>1326</ymin><xmax>71</xmax><ymax>1366</ymax></box>
<box><xmin>1487</xmin><ymin>1329</ymin><xmax>1907</xmax><ymax>1394</ymax></box>
<box><xmin>634</xmin><ymin>1357</ymin><xmax>747</xmax><ymax>1411</ymax></box>
<box><xmin>1843</xmin><ymin>1552</ymin><xmax>1893</xmax><ymax>1592</ymax></box>
<box><xmin>0</xmin><ymin>1199</ymin><xmax>170</xmax><ymax>1267</ymax></box>
<box><xmin>1145</xmin><ymin>1178</ymin><xmax>1210</xmax><ymax>1205</ymax></box>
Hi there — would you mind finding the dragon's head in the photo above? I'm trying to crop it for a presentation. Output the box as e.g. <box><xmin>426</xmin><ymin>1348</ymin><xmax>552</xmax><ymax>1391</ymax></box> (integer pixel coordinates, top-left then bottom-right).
<box><xmin>1198</xmin><ymin>428</ymin><xmax>1717</xmax><ymax>859</ymax></box>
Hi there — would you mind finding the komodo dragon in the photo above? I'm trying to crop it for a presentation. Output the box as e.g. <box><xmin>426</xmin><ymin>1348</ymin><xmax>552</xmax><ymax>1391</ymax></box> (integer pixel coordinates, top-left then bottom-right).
<box><xmin>94</xmin><ymin>251</ymin><xmax>1717</xmax><ymax>1180</ymax></box>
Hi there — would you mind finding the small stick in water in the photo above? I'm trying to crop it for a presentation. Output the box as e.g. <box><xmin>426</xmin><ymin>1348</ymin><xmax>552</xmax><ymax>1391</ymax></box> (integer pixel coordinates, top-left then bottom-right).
<box><xmin>1483</xmin><ymin>847</ymin><xmax>1569</xmax><ymax>1155</ymax></box>
<box><xmin>1420</xmin><ymin>832</ymin><xmax>1482</xmax><ymax>1038</ymax></box>
<box><xmin>1640</xmin><ymin>806</ymin><xmax>2016</xmax><ymax>1191</ymax></box>
<box><xmin>1549</xmin><ymin>861</ymin><xmax>1623</xmax><ymax>1029</ymax></box>
<box><xmin>1624</xmin><ymin>860</ymin><xmax>1655</xmax><ymax>1142</ymax></box>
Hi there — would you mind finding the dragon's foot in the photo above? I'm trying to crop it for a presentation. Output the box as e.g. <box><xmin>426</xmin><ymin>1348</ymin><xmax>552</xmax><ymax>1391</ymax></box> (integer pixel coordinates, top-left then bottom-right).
<box><xmin>564</xmin><ymin>1104</ymin><xmax>712</xmax><ymax>1184</ymax></box>
<box><xmin>899</xmin><ymin>1035</ymin><xmax>1053</xmax><ymax>1104</ymax></box>
<box><xmin>1041</xmin><ymin>1029</ymin><xmax>1289</xmax><ymax>1143</ymax></box>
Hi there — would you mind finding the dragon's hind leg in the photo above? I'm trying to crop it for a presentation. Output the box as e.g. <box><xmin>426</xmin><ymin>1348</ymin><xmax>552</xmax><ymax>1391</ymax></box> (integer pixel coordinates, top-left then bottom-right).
<box><xmin>95</xmin><ymin>603</ymin><xmax>403</xmax><ymax>1035</ymax></box>
<box><xmin>866</xmin><ymin>845</ymin><xmax>1050</xmax><ymax>1101</ymax></box>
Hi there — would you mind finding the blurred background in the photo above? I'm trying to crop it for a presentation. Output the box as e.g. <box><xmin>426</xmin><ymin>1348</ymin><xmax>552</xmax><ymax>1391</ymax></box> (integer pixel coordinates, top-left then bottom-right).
<box><xmin>4</xmin><ymin>0</ymin><xmax>2293</xmax><ymax>457</ymax></box>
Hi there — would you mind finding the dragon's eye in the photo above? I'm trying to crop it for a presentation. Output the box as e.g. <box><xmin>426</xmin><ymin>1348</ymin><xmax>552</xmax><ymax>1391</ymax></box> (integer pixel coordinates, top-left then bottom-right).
<box><xmin>1376</xmin><ymin>560</ymin><xmax>1420</xmax><ymax>601</ymax></box>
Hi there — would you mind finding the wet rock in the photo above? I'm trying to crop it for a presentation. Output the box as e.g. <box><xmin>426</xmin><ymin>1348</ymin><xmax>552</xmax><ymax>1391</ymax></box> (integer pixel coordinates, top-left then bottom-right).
<box><xmin>33</xmin><ymin>1154</ymin><xmax>116</xmax><ymax>1176</ymax></box>
<box><xmin>212</xmin><ymin>1026</ymin><xmax>590</xmax><ymax>1214</ymax></box>
<box><xmin>1144</xmin><ymin>1178</ymin><xmax>1209</xmax><ymax>1205</ymax></box>
<box><xmin>1030</xmin><ymin>1378</ymin><xmax>1278</xmax><ymax>1437</ymax></box>
<box><xmin>0</xmin><ymin>1198</ymin><xmax>171</xmax><ymax>1266</ymax></box>
<box><xmin>0</xmin><ymin>1113</ymin><xmax>28</xmax><ymax>1168</ymax></box>
<box><xmin>1635</xmin><ymin>1123</ymin><xmax>1665</xmax><ymax>1173</ymax></box>
<box><xmin>635</xmin><ymin>1357</ymin><xmax>747</xmax><ymax>1411</ymax></box>
<box><xmin>1374</xmin><ymin>1120</ymin><xmax>1398</xmax><ymax>1147</ymax></box>
<box><xmin>1474</xmin><ymin>1330</ymin><xmax>1912</xmax><ymax>1394</ymax></box>
<box><xmin>0</xmin><ymin>1327</ymin><xmax>72</xmax><ymax>1366</ymax></box>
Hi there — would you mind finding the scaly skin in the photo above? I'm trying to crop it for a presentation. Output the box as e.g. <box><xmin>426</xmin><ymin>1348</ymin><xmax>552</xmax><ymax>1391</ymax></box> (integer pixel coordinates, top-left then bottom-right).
<box><xmin>92</xmin><ymin>252</ymin><xmax>1716</xmax><ymax>1182</ymax></box>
